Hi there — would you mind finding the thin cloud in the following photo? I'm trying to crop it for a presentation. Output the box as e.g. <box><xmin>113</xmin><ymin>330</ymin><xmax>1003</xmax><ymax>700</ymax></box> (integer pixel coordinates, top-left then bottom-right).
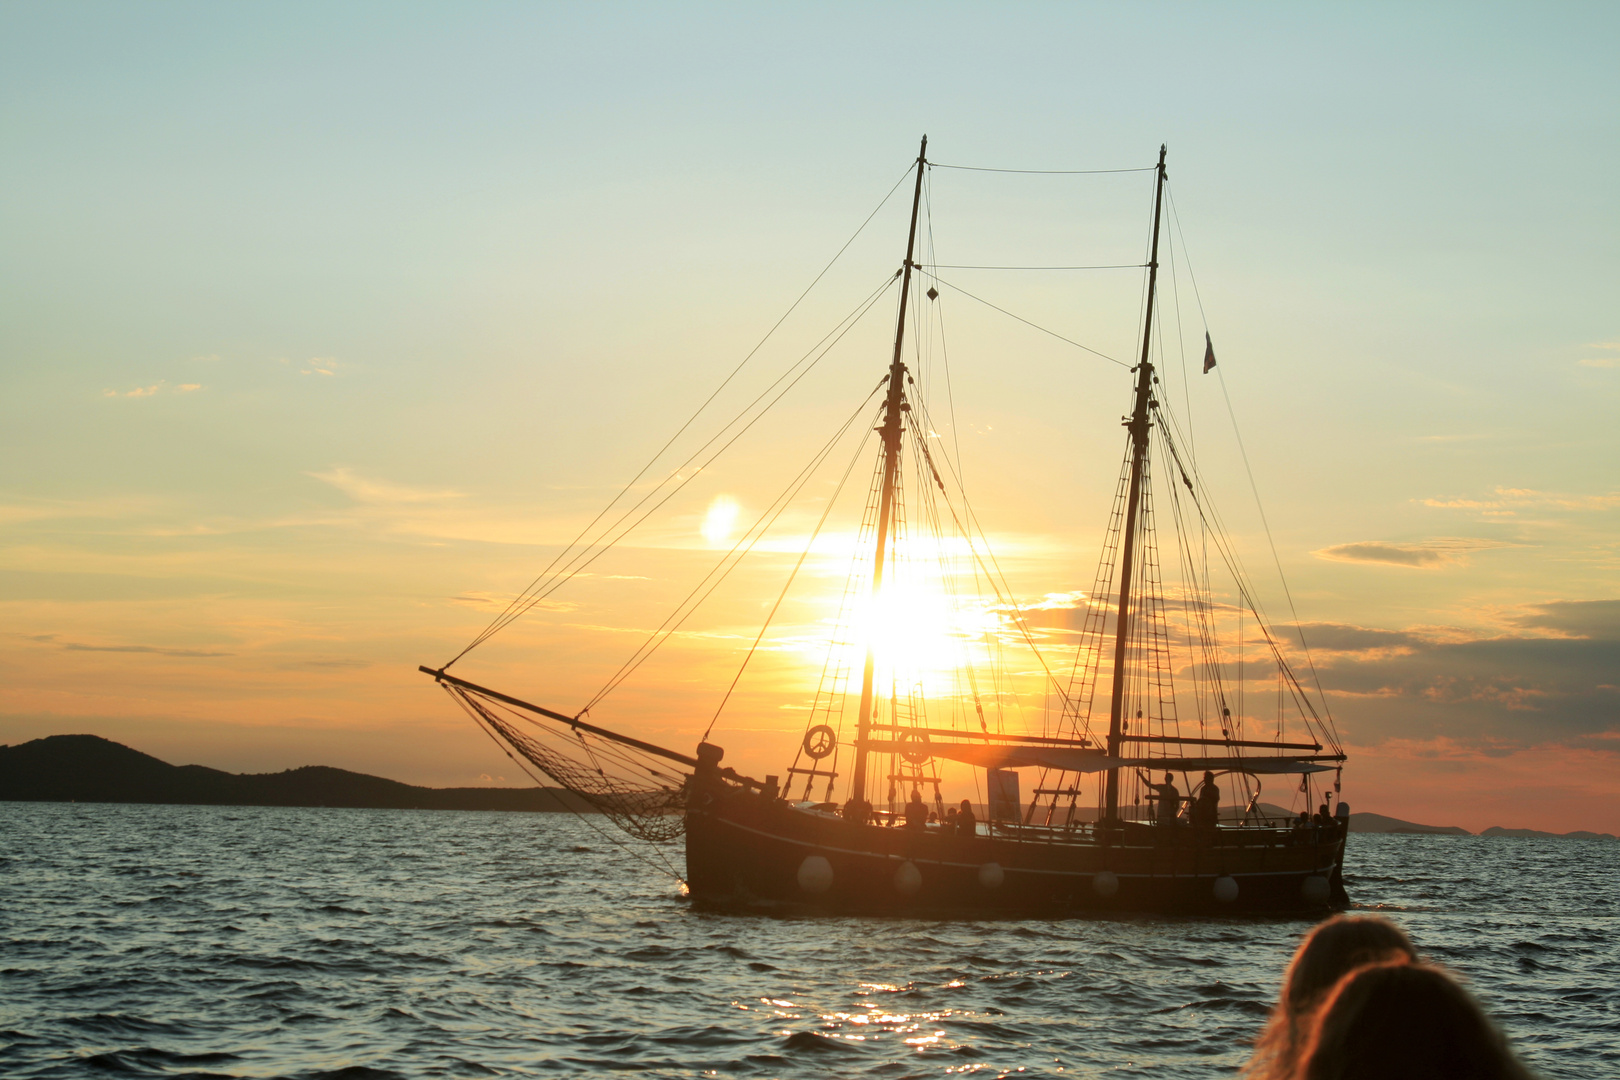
<box><xmin>100</xmin><ymin>380</ymin><xmax>203</xmax><ymax>398</ymax></box>
<box><xmin>1012</xmin><ymin>591</ymin><xmax>1096</xmax><ymax>632</ymax></box>
<box><xmin>1421</xmin><ymin>486</ymin><xmax>1620</xmax><ymax>513</ymax></box>
<box><xmin>450</xmin><ymin>592</ymin><xmax>575</xmax><ymax>611</ymax></box>
<box><xmin>24</xmin><ymin>629</ymin><xmax>231</xmax><ymax>658</ymax></box>
<box><xmin>301</xmin><ymin>468</ymin><xmax>672</xmax><ymax>548</ymax></box>
<box><xmin>61</xmin><ymin>641</ymin><xmax>232</xmax><ymax>658</ymax></box>
<box><xmin>1578</xmin><ymin>341</ymin><xmax>1620</xmax><ymax>368</ymax></box>
<box><xmin>301</xmin><ymin>357</ymin><xmax>339</xmax><ymax>376</ymax></box>
<box><xmin>1313</xmin><ymin>538</ymin><xmax>1509</xmax><ymax>568</ymax></box>
<box><xmin>310</xmin><ymin>467</ymin><xmax>463</xmax><ymax>505</ymax></box>
<box><xmin>104</xmin><ymin>381</ymin><xmax>166</xmax><ymax>398</ymax></box>
<box><xmin>0</xmin><ymin>494</ymin><xmax>164</xmax><ymax>525</ymax></box>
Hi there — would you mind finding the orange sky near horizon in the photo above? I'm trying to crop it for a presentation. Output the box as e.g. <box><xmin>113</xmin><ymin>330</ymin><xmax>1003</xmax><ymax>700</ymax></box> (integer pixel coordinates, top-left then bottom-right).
<box><xmin>5</xmin><ymin>502</ymin><xmax>1618</xmax><ymax>835</ymax></box>
<box><xmin>3</xmin><ymin>5</ymin><xmax>1618</xmax><ymax>837</ymax></box>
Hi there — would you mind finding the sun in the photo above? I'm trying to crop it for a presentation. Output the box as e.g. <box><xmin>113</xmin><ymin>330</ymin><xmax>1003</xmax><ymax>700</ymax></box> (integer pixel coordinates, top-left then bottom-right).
<box><xmin>846</xmin><ymin>557</ymin><xmax>1001</xmax><ymax>701</ymax></box>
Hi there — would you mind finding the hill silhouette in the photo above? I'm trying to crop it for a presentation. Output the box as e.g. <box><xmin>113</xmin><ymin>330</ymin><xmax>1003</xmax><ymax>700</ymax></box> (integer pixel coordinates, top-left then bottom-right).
<box><xmin>0</xmin><ymin>734</ymin><xmax>598</xmax><ymax>813</ymax></box>
<box><xmin>1341</xmin><ymin>811</ymin><xmax>1471</xmax><ymax>836</ymax></box>
<box><xmin>9</xmin><ymin>736</ymin><xmax>1607</xmax><ymax>837</ymax></box>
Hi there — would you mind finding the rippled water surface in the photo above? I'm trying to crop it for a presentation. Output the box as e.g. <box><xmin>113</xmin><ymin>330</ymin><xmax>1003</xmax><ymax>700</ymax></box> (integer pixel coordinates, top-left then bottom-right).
<box><xmin>3</xmin><ymin>803</ymin><xmax>1616</xmax><ymax>1078</ymax></box>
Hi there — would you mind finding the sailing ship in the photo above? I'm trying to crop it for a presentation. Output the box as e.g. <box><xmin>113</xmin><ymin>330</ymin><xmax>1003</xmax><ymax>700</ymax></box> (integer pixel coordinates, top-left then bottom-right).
<box><xmin>422</xmin><ymin>139</ymin><xmax>1351</xmax><ymax>914</ymax></box>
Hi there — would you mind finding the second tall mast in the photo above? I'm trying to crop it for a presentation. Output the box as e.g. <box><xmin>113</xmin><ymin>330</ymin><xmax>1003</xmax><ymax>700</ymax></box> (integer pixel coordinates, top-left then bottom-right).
<box><xmin>1103</xmin><ymin>144</ymin><xmax>1168</xmax><ymax>822</ymax></box>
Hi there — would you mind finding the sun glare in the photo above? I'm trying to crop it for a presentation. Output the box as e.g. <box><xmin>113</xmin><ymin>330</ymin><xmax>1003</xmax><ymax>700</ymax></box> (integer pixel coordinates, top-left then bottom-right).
<box><xmin>701</xmin><ymin>495</ymin><xmax>740</xmax><ymax>546</ymax></box>
<box><xmin>841</xmin><ymin>561</ymin><xmax>1004</xmax><ymax>700</ymax></box>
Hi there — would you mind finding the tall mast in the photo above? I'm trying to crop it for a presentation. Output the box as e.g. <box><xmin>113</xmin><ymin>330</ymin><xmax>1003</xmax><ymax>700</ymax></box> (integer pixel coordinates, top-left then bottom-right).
<box><xmin>1103</xmin><ymin>144</ymin><xmax>1168</xmax><ymax>822</ymax></box>
<box><xmin>847</xmin><ymin>134</ymin><xmax>927</xmax><ymax>817</ymax></box>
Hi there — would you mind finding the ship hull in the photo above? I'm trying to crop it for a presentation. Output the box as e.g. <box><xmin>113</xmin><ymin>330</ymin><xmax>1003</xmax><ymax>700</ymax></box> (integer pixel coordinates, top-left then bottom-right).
<box><xmin>687</xmin><ymin>785</ymin><xmax>1347</xmax><ymax>916</ymax></box>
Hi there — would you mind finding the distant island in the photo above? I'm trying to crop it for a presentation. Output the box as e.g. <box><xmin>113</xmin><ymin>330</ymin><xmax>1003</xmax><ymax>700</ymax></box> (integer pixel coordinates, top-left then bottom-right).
<box><xmin>3</xmin><ymin>734</ymin><xmax>1614</xmax><ymax>838</ymax></box>
<box><xmin>1257</xmin><ymin>806</ymin><xmax>1611</xmax><ymax>841</ymax></box>
<box><xmin>1341</xmin><ymin>811</ymin><xmax>1472</xmax><ymax>836</ymax></box>
<box><xmin>0</xmin><ymin>734</ymin><xmax>597</xmax><ymax>813</ymax></box>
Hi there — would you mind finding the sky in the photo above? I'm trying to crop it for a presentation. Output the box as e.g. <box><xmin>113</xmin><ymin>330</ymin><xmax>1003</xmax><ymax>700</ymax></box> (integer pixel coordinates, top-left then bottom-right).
<box><xmin>2</xmin><ymin>3</ymin><xmax>1617</xmax><ymax>834</ymax></box>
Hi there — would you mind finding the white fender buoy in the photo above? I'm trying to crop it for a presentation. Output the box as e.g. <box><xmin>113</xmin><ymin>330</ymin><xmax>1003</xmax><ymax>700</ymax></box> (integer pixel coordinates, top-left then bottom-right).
<box><xmin>1302</xmin><ymin>875</ymin><xmax>1331</xmax><ymax>905</ymax></box>
<box><xmin>1213</xmin><ymin>875</ymin><xmax>1239</xmax><ymax>903</ymax></box>
<box><xmin>797</xmin><ymin>855</ymin><xmax>833</xmax><ymax>895</ymax></box>
<box><xmin>1092</xmin><ymin>870</ymin><xmax>1119</xmax><ymax>897</ymax></box>
<box><xmin>893</xmin><ymin>860</ymin><xmax>922</xmax><ymax>896</ymax></box>
<box><xmin>977</xmin><ymin>862</ymin><xmax>1005</xmax><ymax>889</ymax></box>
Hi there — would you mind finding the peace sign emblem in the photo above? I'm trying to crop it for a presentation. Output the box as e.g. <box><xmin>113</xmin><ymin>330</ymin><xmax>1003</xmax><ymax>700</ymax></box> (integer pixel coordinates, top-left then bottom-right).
<box><xmin>802</xmin><ymin>724</ymin><xmax>837</xmax><ymax>760</ymax></box>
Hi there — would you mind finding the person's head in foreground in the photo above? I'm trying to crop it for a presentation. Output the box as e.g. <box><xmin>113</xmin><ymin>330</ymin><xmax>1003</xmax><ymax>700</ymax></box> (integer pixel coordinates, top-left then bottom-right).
<box><xmin>1245</xmin><ymin>915</ymin><xmax>1417</xmax><ymax>1079</ymax></box>
<box><xmin>1295</xmin><ymin>961</ymin><xmax>1534</xmax><ymax>1080</ymax></box>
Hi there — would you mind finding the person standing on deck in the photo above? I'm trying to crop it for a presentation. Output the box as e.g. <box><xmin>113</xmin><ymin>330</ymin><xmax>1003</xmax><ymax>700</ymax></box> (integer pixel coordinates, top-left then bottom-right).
<box><xmin>956</xmin><ymin>799</ymin><xmax>977</xmax><ymax>838</ymax></box>
<box><xmin>1139</xmin><ymin>771</ymin><xmax>1181</xmax><ymax>826</ymax></box>
<box><xmin>904</xmin><ymin>790</ymin><xmax>928</xmax><ymax>830</ymax></box>
<box><xmin>843</xmin><ymin>796</ymin><xmax>873</xmax><ymax>825</ymax></box>
<box><xmin>1192</xmin><ymin>771</ymin><xmax>1220</xmax><ymax>831</ymax></box>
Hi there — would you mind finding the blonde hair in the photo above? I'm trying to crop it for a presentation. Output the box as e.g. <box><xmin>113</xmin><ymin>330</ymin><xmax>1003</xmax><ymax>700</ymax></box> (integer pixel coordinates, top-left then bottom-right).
<box><xmin>1243</xmin><ymin>916</ymin><xmax>1416</xmax><ymax>1079</ymax></box>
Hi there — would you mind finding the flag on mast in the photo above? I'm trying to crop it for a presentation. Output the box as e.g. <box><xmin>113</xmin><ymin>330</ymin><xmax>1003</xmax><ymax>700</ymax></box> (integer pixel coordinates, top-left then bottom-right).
<box><xmin>1202</xmin><ymin>332</ymin><xmax>1217</xmax><ymax>374</ymax></box>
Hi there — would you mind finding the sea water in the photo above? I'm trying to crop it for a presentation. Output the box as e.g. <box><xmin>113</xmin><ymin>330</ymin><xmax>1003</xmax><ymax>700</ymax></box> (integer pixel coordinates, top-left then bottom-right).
<box><xmin>2</xmin><ymin>802</ymin><xmax>1615</xmax><ymax>1078</ymax></box>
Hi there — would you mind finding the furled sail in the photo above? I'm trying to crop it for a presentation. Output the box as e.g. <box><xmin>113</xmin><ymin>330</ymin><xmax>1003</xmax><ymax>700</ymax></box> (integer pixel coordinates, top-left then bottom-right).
<box><xmin>871</xmin><ymin>740</ymin><xmax>1335</xmax><ymax>775</ymax></box>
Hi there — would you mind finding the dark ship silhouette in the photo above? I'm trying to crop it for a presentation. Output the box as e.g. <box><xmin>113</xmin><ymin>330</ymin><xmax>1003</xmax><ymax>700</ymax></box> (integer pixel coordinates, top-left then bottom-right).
<box><xmin>423</xmin><ymin>139</ymin><xmax>1349</xmax><ymax>914</ymax></box>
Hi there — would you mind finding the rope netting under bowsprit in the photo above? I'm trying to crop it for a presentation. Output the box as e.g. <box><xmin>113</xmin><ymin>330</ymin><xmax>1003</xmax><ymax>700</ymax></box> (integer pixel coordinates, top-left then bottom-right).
<box><xmin>446</xmin><ymin>685</ymin><xmax>690</xmax><ymax>844</ymax></box>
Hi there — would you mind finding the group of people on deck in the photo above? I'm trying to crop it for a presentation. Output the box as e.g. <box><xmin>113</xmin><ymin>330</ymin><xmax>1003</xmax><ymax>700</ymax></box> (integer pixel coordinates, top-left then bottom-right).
<box><xmin>844</xmin><ymin>791</ymin><xmax>980</xmax><ymax>834</ymax></box>
<box><xmin>1142</xmin><ymin>769</ymin><xmax>1224</xmax><ymax>828</ymax></box>
<box><xmin>848</xmin><ymin>773</ymin><xmax>1341</xmax><ymax>836</ymax></box>
<box><xmin>901</xmin><ymin>790</ymin><xmax>976</xmax><ymax>835</ymax></box>
<box><xmin>1141</xmin><ymin>770</ymin><xmax>1342</xmax><ymax>836</ymax></box>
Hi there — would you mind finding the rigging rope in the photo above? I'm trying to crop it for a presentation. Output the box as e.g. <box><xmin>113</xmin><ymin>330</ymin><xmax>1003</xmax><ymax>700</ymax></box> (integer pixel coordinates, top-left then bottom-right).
<box><xmin>915</xmin><ymin>195</ymin><xmax>1048</xmax><ymax>745</ymax></box>
<box><xmin>1211</xmin><ymin>368</ymin><xmax>1340</xmax><ymax>739</ymax></box>
<box><xmin>930</xmin><ymin>163</ymin><xmax>1156</xmax><ymax>175</ymax></box>
<box><xmin>901</xmin><ymin>405</ymin><xmax>1072</xmax><ymax>703</ymax></box>
<box><xmin>922</xmin><ymin>273</ymin><xmax>1129</xmax><ymax>368</ymax></box>
<box><xmin>703</xmin><ymin>408</ymin><xmax>879</xmax><ymax>741</ymax></box>
<box><xmin>445</xmin><ymin>162</ymin><xmax>918</xmax><ymax>669</ymax></box>
<box><xmin>1152</xmin><ymin>407</ymin><xmax>1342</xmax><ymax>753</ymax></box>
<box><xmin>584</xmin><ymin>383</ymin><xmax>888</xmax><ymax>713</ymax></box>
<box><xmin>447</xmin><ymin>272</ymin><xmax>900</xmax><ymax>663</ymax></box>
<box><xmin>928</xmin><ymin>263</ymin><xmax>1147</xmax><ymax>271</ymax></box>
<box><xmin>1161</xmin><ymin>180</ymin><xmax>1338</xmax><ymax>740</ymax></box>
